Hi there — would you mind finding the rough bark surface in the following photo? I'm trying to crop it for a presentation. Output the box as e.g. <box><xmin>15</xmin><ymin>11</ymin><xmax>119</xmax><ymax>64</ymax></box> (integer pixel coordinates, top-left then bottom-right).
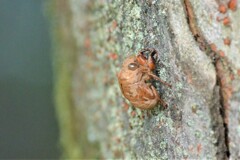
<box><xmin>52</xmin><ymin>0</ymin><xmax>240</xmax><ymax>159</ymax></box>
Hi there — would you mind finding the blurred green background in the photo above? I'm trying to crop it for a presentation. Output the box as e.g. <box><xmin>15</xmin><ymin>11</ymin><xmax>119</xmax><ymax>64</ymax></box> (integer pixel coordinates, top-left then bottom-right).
<box><xmin>0</xmin><ymin>0</ymin><xmax>59</xmax><ymax>158</ymax></box>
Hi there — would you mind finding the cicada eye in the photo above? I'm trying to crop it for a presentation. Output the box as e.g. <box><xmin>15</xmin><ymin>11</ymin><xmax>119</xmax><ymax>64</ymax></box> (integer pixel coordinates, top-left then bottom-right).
<box><xmin>128</xmin><ymin>63</ymin><xmax>139</xmax><ymax>71</ymax></box>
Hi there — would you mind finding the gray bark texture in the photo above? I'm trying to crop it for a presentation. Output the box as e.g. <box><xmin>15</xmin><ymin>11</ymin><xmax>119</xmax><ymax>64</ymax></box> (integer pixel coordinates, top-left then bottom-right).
<box><xmin>51</xmin><ymin>0</ymin><xmax>240</xmax><ymax>159</ymax></box>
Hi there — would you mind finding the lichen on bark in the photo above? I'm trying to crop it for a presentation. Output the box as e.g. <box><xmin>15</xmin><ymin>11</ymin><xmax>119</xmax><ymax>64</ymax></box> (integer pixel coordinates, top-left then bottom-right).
<box><xmin>51</xmin><ymin>0</ymin><xmax>240</xmax><ymax>159</ymax></box>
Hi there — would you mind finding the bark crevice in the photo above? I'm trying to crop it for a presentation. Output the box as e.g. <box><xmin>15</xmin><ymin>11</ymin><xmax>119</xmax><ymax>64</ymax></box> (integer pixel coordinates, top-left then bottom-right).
<box><xmin>183</xmin><ymin>0</ymin><xmax>231</xmax><ymax>158</ymax></box>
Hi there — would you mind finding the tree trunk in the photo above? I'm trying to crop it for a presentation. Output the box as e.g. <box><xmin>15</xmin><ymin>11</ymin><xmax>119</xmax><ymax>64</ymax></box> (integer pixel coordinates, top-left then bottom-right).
<box><xmin>51</xmin><ymin>0</ymin><xmax>240</xmax><ymax>159</ymax></box>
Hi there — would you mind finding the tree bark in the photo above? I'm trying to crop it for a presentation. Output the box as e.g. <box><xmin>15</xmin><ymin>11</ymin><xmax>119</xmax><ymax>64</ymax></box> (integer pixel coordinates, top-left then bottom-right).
<box><xmin>51</xmin><ymin>0</ymin><xmax>240</xmax><ymax>159</ymax></box>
